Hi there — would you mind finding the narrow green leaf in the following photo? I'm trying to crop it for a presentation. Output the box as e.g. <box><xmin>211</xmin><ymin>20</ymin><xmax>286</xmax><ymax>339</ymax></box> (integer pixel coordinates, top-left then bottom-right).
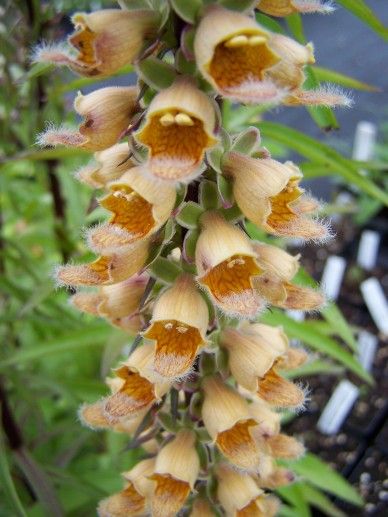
<box><xmin>336</xmin><ymin>0</ymin><xmax>388</xmax><ymax>41</ymax></box>
<box><xmin>2</xmin><ymin>147</ymin><xmax>88</xmax><ymax>164</ymax></box>
<box><xmin>283</xmin><ymin>453</ymin><xmax>364</xmax><ymax>506</ymax></box>
<box><xmin>276</xmin><ymin>482</ymin><xmax>311</xmax><ymax>517</ymax></box>
<box><xmin>285</xmin><ymin>359</ymin><xmax>344</xmax><ymax>379</ymax></box>
<box><xmin>286</xmin><ymin>14</ymin><xmax>306</xmax><ymax>43</ymax></box>
<box><xmin>24</xmin><ymin>62</ymin><xmax>54</xmax><ymax>81</ymax></box>
<box><xmin>312</xmin><ymin>66</ymin><xmax>379</xmax><ymax>92</ymax></box>
<box><xmin>256</xmin><ymin>13</ymin><xmax>285</xmax><ymax>33</ymax></box>
<box><xmin>260</xmin><ymin>309</ymin><xmax>373</xmax><ymax>384</ymax></box>
<box><xmin>302</xmin><ymin>484</ymin><xmax>346</xmax><ymax>517</ymax></box>
<box><xmin>321</xmin><ymin>302</ymin><xmax>358</xmax><ymax>352</ymax></box>
<box><xmin>220</xmin><ymin>0</ymin><xmax>256</xmax><ymax>12</ymax></box>
<box><xmin>136</xmin><ymin>57</ymin><xmax>177</xmax><ymax>90</ymax></box>
<box><xmin>258</xmin><ymin>122</ymin><xmax>388</xmax><ymax>206</ymax></box>
<box><xmin>0</xmin><ymin>325</ymin><xmax>112</xmax><ymax>369</ymax></box>
<box><xmin>0</xmin><ymin>429</ymin><xmax>28</xmax><ymax>517</ymax></box>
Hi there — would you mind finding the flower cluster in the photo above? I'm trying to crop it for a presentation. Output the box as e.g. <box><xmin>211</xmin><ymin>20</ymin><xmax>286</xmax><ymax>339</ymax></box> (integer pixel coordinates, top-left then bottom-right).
<box><xmin>36</xmin><ymin>1</ymin><xmax>345</xmax><ymax>515</ymax></box>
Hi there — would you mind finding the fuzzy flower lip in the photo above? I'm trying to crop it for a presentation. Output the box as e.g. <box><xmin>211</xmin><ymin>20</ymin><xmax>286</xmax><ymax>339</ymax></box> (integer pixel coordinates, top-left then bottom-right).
<box><xmin>87</xmin><ymin>166</ymin><xmax>176</xmax><ymax>253</ymax></box>
<box><xmin>257</xmin><ymin>0</ymin><xmax>335</xmax><ymax>17</ymax></box>
<box><xmin>194</xmin><ymin>6</ymin><xmax>285</xmax><ymax>104</ymax></box>
<box><xmin>143</xmin><ymin>275</ymin><xmax>209</xmax><ymax>380</ymax></box>
<box><xmin>195</xmin><ymin>211</ymin><xmax>266</xmax><ymax>318</ymax></box>
<box><xmin>38</xmin><ymin>86</ymin><xmax>138</xmax><ymax>152</ymax></box>
<box><xmin>33</xmin><ymin>9</ymin><xmax>159</xmax><ymax>77</ymax></box>
<box><xmin>135</xmin><ymin>77</ymin><xmax>218</xmax><ymax>182</ymax></box>
<box><xmin>222</xmin><ymin>152</ymin><xmax>331</xmax><ymax>242</ymax></box>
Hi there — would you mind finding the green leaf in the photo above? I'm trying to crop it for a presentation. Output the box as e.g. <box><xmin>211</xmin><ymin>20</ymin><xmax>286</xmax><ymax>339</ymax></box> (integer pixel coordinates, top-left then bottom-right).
<box><xmin>136</xmin><ymin>57</ymin><xmax>177</xmax><ymax>90</ymax></box>
<box><xmin>24</xmin><ymin>62</ymin><xmax>54</xmax><ymax>81</ymax></box>
<box><xmin>256</xmin><ymin>13</ymin><xmax>285</xmax><ymax>34</ymax></box>
<box><xmin>286</xmin><ymin>14</ymin><xmax>306</xmax><ymax>43</ymax></box>
<box><xmin>285</xmin><ymin>359</ymin><xmax>344</xmax><ymax>379</ymax></box>
<box><xmin>283</xmin><ymin>453</ymin><xmax>364</xmax><ymax>506</ymax></box>
<box><xmin>148</xmin><ymin>256</ymin><xmax>181</xmax><ymax>284</ymax></box>
<box><xmin>276</xmin><ymin>482</ymin><xmax>311</xmax><ymax>517</ymax></box>
<box><xmin>336</xmin><ymin>0</ymin><xmax>388</xmax><ymax>41</ymax></box>
<box><xmin>0</xmin><ymin>324</ymin><xmax>112</xmax><ymax>369</ymax></box>
<box><xmin>217</xmin><ymin>174</ymin><xmax>234</xmax><ymax>206</ymax></box>
<box><xmin>321</xmin><ymin>302</ymin><xmax>358</xmax><ymax>352</ymax></box>
<box><xmin>231</xmin><ymin>126</ymin><xmax>262</xmax><ymax>155</ymax></box>
<box><xmin>170</xmin><ymin>0</ymin><xmax>202</xmax><ymax>23</ymax></box>
<box><xmin>260</xmin><ymin>309</ymin><xmax>373</xmax><ymax>384</ymax></box>
<box><xmin>176</xmin><ymin>201</ymin><xmax>204</xmax><ymax>229</ymax></box>
<box><xmin>312</xmin><ymin>66</ymin><xmax>379</xmax><ymax>92</ymax></box>
<box><xmin>183</xmin><ymin>228</ymin><xmax>199</xmax><ymax>262</ymax></box>
<box><xmin>302</xmin><ymin>484</ymin><xmax>346</xmax><ymax>517</ymax></box>
<box><xmin>258</xmin><ymin>122</ymin><xmax>388</xmax><ymax>206</ymax></box>
<box><xmin>0</xmin><ymin>429</ymin><xmax>28</xmax><ymax>517</ymax></box>
<box><xmin>199</xmin><ymin>180</ymin><xmax>220</xmax><ymax>210</ymax></box>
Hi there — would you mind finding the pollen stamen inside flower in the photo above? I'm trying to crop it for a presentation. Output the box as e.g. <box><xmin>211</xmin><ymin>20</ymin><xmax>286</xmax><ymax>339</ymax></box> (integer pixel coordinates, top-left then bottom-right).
<box><xmin>138</xmin><ymin>110</ymin><xmax>214</xmax><ymax>180</ymax></box>
<box><xmin>209</xmin><ymin>32</ymin><xmax>280</xmax><ymax>91</ymax></box>
<box><xmin>144</xmin><ymin>320</ymin><xmax>204</xmax><ymax>378</ymax></box>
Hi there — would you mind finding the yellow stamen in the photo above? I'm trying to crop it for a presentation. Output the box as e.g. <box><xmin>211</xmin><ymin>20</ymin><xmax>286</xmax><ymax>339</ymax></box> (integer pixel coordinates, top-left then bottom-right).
<box><xmin>159</xmin><ymin>113</ymin><xmax>175</xmax><ymax>126</ymax></box>
<box><xmin>225</xmin><ymin>35</ymin><xmax>249</xmax><ymax>48</ymax></box>
<box><xmin>175</xmin><ymin>113</ymin><xmax>194</xmax><ymax>126</ymax></box>
<box><xmin>248</xmin><ymin>35</ymin><xmax>268</xmax><ymax>46</ymax></box>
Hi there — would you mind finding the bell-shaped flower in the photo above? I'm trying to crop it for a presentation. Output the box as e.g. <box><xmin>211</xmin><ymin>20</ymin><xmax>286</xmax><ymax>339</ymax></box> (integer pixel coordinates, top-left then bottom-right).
<box><xmin>194</xmin><ymin>6</ymin><xmax>284</xmax><ymax>104</ymax></box>
<box><xmin>97</xmin><ymin>458</ymin><xmax>155</xmax><ymax>517</ymax></box>
<box><xmin>71</xmin><ymin>273</ymin><xmax>149</xmax><ymax>333</ymax></box>
<box><xmin>253</xmin><ymin>242</ymin><xmax>325</xmax><ymax>310</ymax></box>
<box><xmin>221</xmin><ymin>324</ymin><xmax>305</xmax><ymax>409</ymax></box>
<box><xmin>55</xmin><ymin>239</ymin><xmax>149</xmax><ymax>287</ymax></box>
<box><xmin>216</xmin><ymin>463</ymin><xmax>280</xmax><ymax>517</ymax></box>
<box><xmin>86</xmin><ymin>167</ymin><xmax>176</xmax><ymax>253</ymax></box>
<box><xmin>143</xmin><ymin>274</ymin><xmax>209</xmax><ymax>380</ymax></box>
<box><xmin>76</xmin><ymin>143</ymin><xmax>133</xmax><ymax>188</ymax></box>
<box><xmin>38</xmin><ymin>86</ymin><xmax>138</xmax><ymax>151</ymax></box>
<box><xmin>150</xmin><ymin>430</ymin><xmax>200</xmax><ymax>517</ymax></box>
<box><xmin>195</xmin><ymin>212</ymin><xmax>266</xmax><ymax>318</ymax></box>
<box><xmin>257</xmin><ymin>0</ymin><xmax>334</xmax><ymax>17</ymax></box>
<box><xmin>101</xmin><ymin>343</ymin><xmax>171</xmax><ymax>422</ymax></box>
<box><xmin>190</xmin><ymin>497</ymin><xmax>215</xmax><ymax>517</ymax></box>
<box><xmin>135</xmin><ymin>77</ymin><xmax>218</xmax><ymax>182</ymax></box>
<box><xmin>34</xmin><ymin>9</ymin><xmax>159</xmax><ymax>77</ymax></box>
<box><xmin>222</xmin><ymin>152</ymin><xmax>331</xmax><ymax>241</ymax></box>
<box><xmin>201</xmin><ymin>375</ymin><xmax>269</xmax><ymax>471</ymax></box>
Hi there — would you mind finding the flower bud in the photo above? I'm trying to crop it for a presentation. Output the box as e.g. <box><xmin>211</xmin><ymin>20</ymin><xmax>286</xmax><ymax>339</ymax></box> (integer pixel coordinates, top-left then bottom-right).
<box><xmin>98</xmin><ymin>458</ymin><xmax>155</xmax><ymax>517</ymax></box>
<box><xmin>257</xmin><ymin>0</ymin><xmax>335</xmax><ymax>17</ymax></box>
<box><xmin>135</xmin><ymin>77</ymin><xmax>218</xmax><ymax>182</ymax></box>
<box><xmin>71</xmin><ymin>273</ymin><xmax>148</xmax><ymax>333</ymax></box>
<box><xmin>150</xmin><ymin>430</ymin><xmax>200</xmax><ymax>517</ymax></box>
<box><xmin>76</xmin><ymin>143</ymin><xmax>133</xmax><ymax>188</ymax></box>
<box><xmin>103</xmin><ymin>343</ymin><xmax>171</xmax><ymax>421</ymax></box>
<box><xmin>194</xmin><ymin>6</ymin><xmax>285</xmax><ymax>104</ymax></box>
<box><xmin>34</xmin><ymin>9</ymin><xmax>159</xmax><ymax>77</ymax></box>
<box><xmin>195</xmin><ymin>212</ymin><xmax>265</xmax><ymax>318</ymax></box>
<box><xmin>38</xmin><ymin>87</ymin><xmax>138</xmax><ymax>151</ymax></box>
<box><xmin>223</xmin><ymin>152</ymin><xmax>331</xmax><ymax>241</ymax></box>
<box><xmin>78</xmin><ymin>401</ymin><xmax>111</xmax><ymax>430</ymax></box>
<box><xmin>220</xmin><ymin>324</ymin><xmax>288</xmax><ymax>391</ymax></box>
<box><xmin>143</xmin><ymin>275</ymin><xmax>209</xmax><ymax>379</ymax></box>
<box><xmin>257</xmin><ymin>463</ymin><xmax>295</xmax><ymax>489</ymax></box>
<box><xmin>201</xmin><ymin>375</ymin><xmax>267</xmax><ymax>471</ymax></box>
<box><xmin>56</xmin><ymin>240</ymin><xmax>149</xmax><ymax>287</ymax></box>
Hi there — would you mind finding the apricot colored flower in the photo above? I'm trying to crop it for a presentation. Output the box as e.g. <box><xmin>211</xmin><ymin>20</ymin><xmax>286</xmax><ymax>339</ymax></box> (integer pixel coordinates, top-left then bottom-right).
<box><xmin>222</xmin><ymin>151</ymin><xmax>331</xmax><ymax>241</ymax></box>
<box><xmin>71</xmin><ymin>273</ymin><xmax>149</xmax><ymax>333</ymax></box>
<box><xmin>34</xmin><ymin>9</ymin><xmax>159</xmax><ymax>77</ymax></box>
<box><xmin>102</xmin><ymin>343</ymin><xmax>170</xmax><ymax>422</ymax></box>
<box><xmin>135</xmin><ymin>77</ymin><xmax>218</xmax><ymax>181</ymax></box>
<box><xmin>221</xmin><ymin>323</ymin><xmax>305</xmax><ymax>409</ymax></box>
<box><xmin>150</xmin><ymin>430</ymin><xmax>200</xmax><ymax>517</ymax></box>
<box><xmin>38</xmin><ymin>86</ymin><xmax>138</xmax><ymax>151</ymax></box>
<box><xmin>253</xmin><ymin>242</ymin><xmax>325</xmax><ymax>310</ymax></box>
<box><xmin>257</xmin><ymin>0</ymin><xmax>334</xmax><ymax>17</ymax></box>
<box><xmin>216</xmin><ymin>463</ymin><xmax>280</xmax><ymax>517</ymax></box>
<box><xmin>98</xmin><ymin>458</ymin><xmax>155</xmax><ymax>517</ymax></box>
<box><xmin>195</xmin><ymin>212</ymin><xmax>265</xmax><ymax>318</ymax></box>
<box><xmin>143</xmin><ymin>274</ymin><xmax>209</xmax><ymax>379</ymax></box>
<box><xmin>76</xmin><ymin>143</ymin><xmax>133</xmax><ymax>188</ymax></box>
<box><xmin>190</xmin><ymin>497</ymin><xmax>215</xmax><ymax>517</ymax></box>
<box><xmin>194</xmin><ymin>6</ymin><xmax>283</xmax><ymax>104</ymax></box>
<box><xmin>55</xmin><ymin>239</ymin><xmax>149</xmax><ymax>288</ymax></box>
<box><xmin>202</xmin><ymin>375</ymin><xmax>269</xmax><ymax>471</ymax></box>
<box><xmin>87</xmin><ymin>167</ymin><xmax>176</xmax><ymax>253</ymax></box>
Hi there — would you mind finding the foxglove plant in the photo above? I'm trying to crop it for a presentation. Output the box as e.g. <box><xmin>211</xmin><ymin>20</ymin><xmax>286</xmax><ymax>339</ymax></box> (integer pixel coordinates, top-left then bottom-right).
<box><xmin>36</xmin><ymin>1</ymin><xmax>351</xmax><ymax>515</ymax></box>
